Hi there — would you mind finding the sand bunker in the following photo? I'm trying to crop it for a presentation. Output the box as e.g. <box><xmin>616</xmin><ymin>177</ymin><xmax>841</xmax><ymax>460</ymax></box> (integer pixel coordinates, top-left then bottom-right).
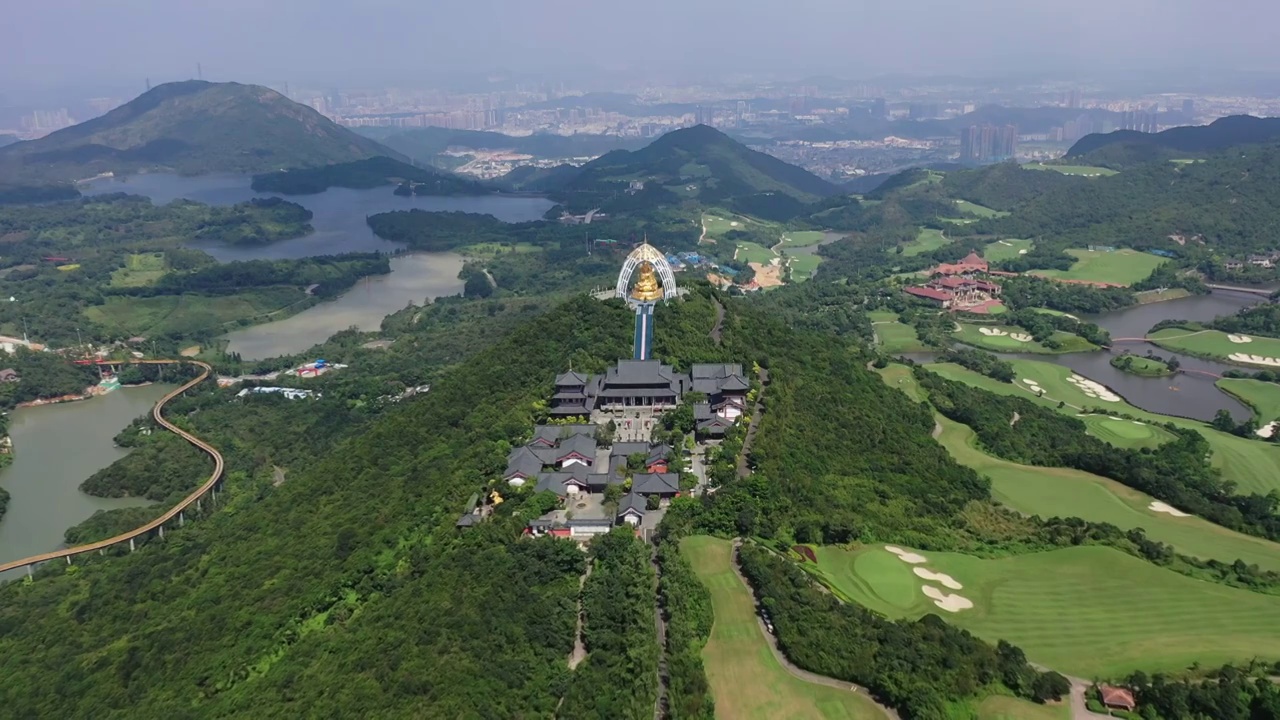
<box><xmin>729</xmin><ymin>221</ymin><xmax>740</xmax><ymax>227</ymax></box>
<box><xmin>1009</xmin><ymin>333</ymin><xmax>1033</xmax><ymax>342</ymax></box>
<box><xmin>884</xmin><ymin>545</ymin><xmax>928</xmax><ymax>564</ymax></box>
<box><xmin>1229</xmin><ymin>353</ymin><xmax>1280</xmax><ymax>367</ymax></box>
<box><xmin>1018</xmin><ymin>249</ymin><xmax>1029</xmax><ymax>254</ymax></box>
<box><xmin>978</xmin><ymin>327</ymin><xmax>1009</xmax><ymax>337</ymax></box>
<box><xmin>998</xmin><ymin>240</ymin><xmax>1011</xmax><ymax>246</ymax></box>
<box><xmin>921</xmin><ymin>585</ymin><xmax>974</xmax><ymax>612</ymax></box>
<box><xmin>1149</xmin><ymin>501</ymin><xmax>1190</xmax><ymax>518</ymax></box>
<box><xmin>1257</xmin><ymin>421</ymin><xmax>1279</xmax><ymax>439</ymax></box>
<box><xmin>913</xmin><ymin>567</ymin><xmax>963</xmax><ymax>590</ymax></box>
<box><xmin>1229</xmin><ymin>334</ymin><xmax>1253</xmax><ymax>344</ymax></box>
<box><xmin>1066</xmin><ymin>374</ymin><xmax>1121</xmax><ymax>402</ymax></box>
<box><xmin>1132</xmin><ymin>421</ymin><xmax>1146</xmax><ymax>426</ymax></box>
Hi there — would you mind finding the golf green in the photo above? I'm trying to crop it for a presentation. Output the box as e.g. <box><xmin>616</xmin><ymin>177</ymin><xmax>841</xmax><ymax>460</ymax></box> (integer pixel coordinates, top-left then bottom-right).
<box><xmin>875</xmin><ymin>317</ymin><xmax>928</xmax><ymax>353</ymax></box>
<box><xmin>1031</xmin><ymin>248</ymin><xmax>1167</xmax><ymax>287</ymax></box>
<box><xmin>1149</xmin><ymin>328</ymin><xmax>1280</xmax><ymax>367</ymax></box>
<box><xmin>1218</xmin><ymin>378</ymin><xmax>1280</xmax><ymax>424</ymax></box>
<box><xmin>953</xmin><ymin>199</ymin><xmax>1008</xmax><ymax>218</ymax></box>
<box><xmin>735</xmin><ymin>241</ymin><xmax>778</xmax><ymax>264</ymax></box>
<box><xmin>903</xmin><ymin>228</ymin><xmax>950</xmax><ymax>256</ymax></box>
<box><xmin>982</xmin><ymin>238</ymin><xmax>1033</xmax><ymax>262</ymax></box>
<box><xmin>803</xmin><ymin>546</ymin><xmax>923</xmax><ymax>616</ymax></box>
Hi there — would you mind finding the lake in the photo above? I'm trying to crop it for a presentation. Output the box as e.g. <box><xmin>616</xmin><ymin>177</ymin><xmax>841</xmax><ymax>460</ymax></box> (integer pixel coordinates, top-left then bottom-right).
<box><xmin>0</xmin><ymin>383</ymin><xmax>175</xmax><ymax>573</ymax></box>
<box><xmin>83</xmin><ymin>174</ymin><xmax>554</xmax><ymax>358</ymax></box>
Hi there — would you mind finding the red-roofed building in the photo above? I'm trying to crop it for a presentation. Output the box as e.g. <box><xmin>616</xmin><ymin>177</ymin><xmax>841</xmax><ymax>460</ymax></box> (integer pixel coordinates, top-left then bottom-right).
<box><xmin>904</xmin><ymin>286</ymin><xmax>954</xmax><ymax>307</ymax></box>
<box><xmin>933</xmin><ymin>251</ymin><xmax>989</xmax><ymax>276</ymax></box>
<box><xmin>1099</xmin><ymin>686</ymin><xmax>1136</xmax><ymax>712</ymax></box>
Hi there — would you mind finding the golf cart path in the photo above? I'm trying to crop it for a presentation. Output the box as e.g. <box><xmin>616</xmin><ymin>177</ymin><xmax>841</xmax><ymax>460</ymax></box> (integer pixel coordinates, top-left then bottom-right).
<box><xmin>730</xmin><ymin>540</ymin><xmax>900</xmax><ymax>720</ymax></box>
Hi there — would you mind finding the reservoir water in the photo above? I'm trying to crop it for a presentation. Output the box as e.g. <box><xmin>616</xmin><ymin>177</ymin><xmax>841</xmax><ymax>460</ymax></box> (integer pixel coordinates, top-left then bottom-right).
<box><xmin>223</xmin><ymin>252</ymin><xmax>465</xmax><ymax>359</ymax></box>
<box><xmin>0</xmin><ymin>383</ymin><xmax>175</xmax><ymax>570</ymax></box>
<box><xmin>82</xmin><ymin>173</ymin><xmax>554</xmax><ymax>358</ymax></box>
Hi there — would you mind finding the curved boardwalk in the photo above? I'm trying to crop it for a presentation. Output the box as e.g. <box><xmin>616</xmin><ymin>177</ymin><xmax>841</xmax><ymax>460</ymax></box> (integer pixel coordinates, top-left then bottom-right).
<box><xmin>0</xmin><ymin>360</ymin><xmax>223</xmax><ymax>576</ymax></box>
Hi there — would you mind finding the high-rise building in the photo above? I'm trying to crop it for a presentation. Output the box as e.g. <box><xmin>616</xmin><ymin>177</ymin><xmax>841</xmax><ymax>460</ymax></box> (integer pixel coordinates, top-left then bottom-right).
<box><xmin>908</xmin><ymin>102</ymin><xmax>940</xmax><ymax>120</ymax></box>
<box><xmin>871</xmin><ymin>98</ymin><xmax>887</xmax><ymax>120</ymax></box>
<box><xmin>694</xmin><ymin>105</ymin><xmax>712</xmax><ymax>125</ymax></box>
<box><xmin>960</xmin><ymin>124</ymin><xmax>1017</xmax><ymax>163</ymax></box>
<box><xmin>1182</xmin><ymin>98</ymin><xmax>1195</xmax><ymax>116</ymax></box>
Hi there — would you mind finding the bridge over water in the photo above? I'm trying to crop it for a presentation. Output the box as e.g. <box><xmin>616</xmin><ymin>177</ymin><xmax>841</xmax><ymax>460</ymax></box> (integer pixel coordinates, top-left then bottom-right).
<box><xmin>0</xmin><ymin>360</ymin><xmax>224</xmax><ymax>578</ymax></box>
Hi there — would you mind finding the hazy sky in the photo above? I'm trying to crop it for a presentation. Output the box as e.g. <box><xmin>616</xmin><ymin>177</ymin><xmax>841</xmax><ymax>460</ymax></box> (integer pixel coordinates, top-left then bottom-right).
<box><xmin>3</xmin><ymin>0</ymin><xmax>1277</xmax><ymax>100</ymax></box>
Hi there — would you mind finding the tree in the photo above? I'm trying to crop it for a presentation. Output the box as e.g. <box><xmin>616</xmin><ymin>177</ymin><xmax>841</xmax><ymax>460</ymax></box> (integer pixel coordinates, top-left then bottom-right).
<box><xmin>1212</xmin><ymin>408</ymin><xmax>1237</xmax><ymax>433</ymax></box>
<box><xmin>646</xmin><ymin>494</ymin><xmax>661</xmax><ymax>510</ymax></box>
<box><xmin>464</xmin><ymin>272</ymin><xmax>493</xmax><ymax>299</ymax></box>
<box><xmin>603</xmin><ymin>483</ymin><xmax>623</xmax><ymax>506</ymax></box>
<box><xmin>1031</xmin><ymin>671</ymin><xmax>1071</xmax><ymax>702</ymax></box>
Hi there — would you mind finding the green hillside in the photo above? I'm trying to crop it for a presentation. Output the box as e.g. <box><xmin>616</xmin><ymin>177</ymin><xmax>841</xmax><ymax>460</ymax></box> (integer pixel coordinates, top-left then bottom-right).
<box><xmin>250</xmin><ymin>156</ymin><xmax>488</xmax><ymax>195</ymax></box>
<box><xmin>557</xmin><ymin>124</ymin><xmax>840</xmax><ymax>205</ymax></box>
<box><xmin>0</xmin><ymin>81</ymin><xmax>402</xmax><ymax>183</ymax></box>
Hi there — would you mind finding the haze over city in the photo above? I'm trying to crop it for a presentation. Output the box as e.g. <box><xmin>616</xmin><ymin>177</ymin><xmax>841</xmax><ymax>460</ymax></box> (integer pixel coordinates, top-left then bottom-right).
<box><xmin>4</xmin><ymin>0</ymin><xmax>1280</xmax><ymax>100</ymax></box>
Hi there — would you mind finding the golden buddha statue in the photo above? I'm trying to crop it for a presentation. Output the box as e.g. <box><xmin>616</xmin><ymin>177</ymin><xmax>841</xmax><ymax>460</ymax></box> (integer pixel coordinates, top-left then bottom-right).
<box><xmin>630</xmin><ymin>261</ymin><xmax>664</xmax><ymax>302</ymax></box>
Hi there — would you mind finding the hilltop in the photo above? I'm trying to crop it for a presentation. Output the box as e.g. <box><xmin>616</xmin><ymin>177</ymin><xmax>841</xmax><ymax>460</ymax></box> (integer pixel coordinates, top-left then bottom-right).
<box><xmin>538</xmin><ymin>124</ymin><xmax>841</xmax><ymax>211</ymax></box>
<box><xmin>0</xmin><ymin>81</ymin><xmax>402</xmax><ymax>183</ymax></box>
<box><xmin>1067</xmin><ymin>115</ymin><xmax>1280</xmax><ymax>167</ymax></box>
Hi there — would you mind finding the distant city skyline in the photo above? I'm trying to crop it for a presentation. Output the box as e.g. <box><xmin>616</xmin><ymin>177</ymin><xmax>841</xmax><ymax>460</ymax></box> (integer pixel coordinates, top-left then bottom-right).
<box><xmin>4</xmin><ymin>0</ymin><xmax>1280</xmax><ymax>103</ymax></box>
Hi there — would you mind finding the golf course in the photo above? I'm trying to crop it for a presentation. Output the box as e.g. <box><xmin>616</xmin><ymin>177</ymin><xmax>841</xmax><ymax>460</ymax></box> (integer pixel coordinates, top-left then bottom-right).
<box><xmin>877</xmin><ymin>364</ymin><xmax>1280</xmax><ymax>572</ymax></box>
<box><xmin>920</xmin><ymin>358</ymin><xmax>1280</xmax><ymax>496</ymax></box>
<box><xmin>682</xmin><ymin>536</ymin><xmax>887</xmax><ymax>720</ymax></box>
<box><xmin>982</xmin><ymin>238</ymin><xmax>1033</xmax><ymax>262</ymax></box>
<box><xmin>1148</xmin><ymin>328</ymin><xmax>1280</xmax><ymax>367</ymax></box>
<box><xmin>1030</xmin><ymin>248</ymin><xmax>1167</xmax><ymax>287</ymax></box>
<box><xmin>1218</xmin><ymin>377</ymin><xmax>1280</xmax><ymax>428</ymax></box>
<box><xmin>871</xmin><ymin>311</ymin><xmax>928</xmax><ymax>353</ymax></box>
<box><xmin>903</xmin><ymin>228</ymin><xmax>950</xmax><ymax>256</ymax></box>
<box><xmin>802</xmin><ymin>542</ymin><xmax>1280</xmax><ymax>678</ymax></box>
<box><xmin>953</xmin><ymin>323</ymin><xmax>1097</xmax><ymax>354</ymax></box>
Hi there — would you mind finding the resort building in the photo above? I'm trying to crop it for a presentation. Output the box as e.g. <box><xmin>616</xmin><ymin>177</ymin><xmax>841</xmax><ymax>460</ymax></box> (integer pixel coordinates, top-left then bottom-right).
<box><xmin>904</xmin><ymin>250</ymin><xmax>1003</xmax><ymax>312</ymax></box>
<box><xmin>548</xmin><ymin>360</ymin><xmax>749</xmax><ymax>417</ymax></box>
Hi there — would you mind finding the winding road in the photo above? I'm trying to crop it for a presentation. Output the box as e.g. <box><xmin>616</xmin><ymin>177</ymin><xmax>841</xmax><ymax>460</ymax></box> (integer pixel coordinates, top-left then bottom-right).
<box><xmin>0</xmin><ymin>360</ymin><xmax>224</xmax><ymax>577</ymax></box>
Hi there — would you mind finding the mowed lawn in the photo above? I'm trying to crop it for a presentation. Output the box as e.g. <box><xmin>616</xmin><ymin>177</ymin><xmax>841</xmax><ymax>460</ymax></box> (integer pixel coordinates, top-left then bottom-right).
<box><xmin>953</xmin><ymin>323</ymin><xmax>1097</xmax><ymax>354</ymax></box>
<box><xmin>902</xmin><ymin>228</ymin><xmax>950</xmax><ymax>256</ymax></box>
<box><xmin>873</xmin><ymin>313</ymin><xmax>928</xmax><ymax>353</ymax></box>
<box><xmin>734</xmin><ymin>241</ymin><xmax>778</xmax><ymax>264</ymax></box>
<box><xmin>1031</xmin><ymin>248</ymin><xmax>1167</xmax><ymax>287</ymax></box>
<box><xmin>703</xmin><ymin>211</ymin><xmax>772</xmax><ymax>240</ymax></box>
<box><xmin>805</xmin><ymin>541</ymin><xmax>1280</xmax><ymax>678</ymax></box>
<box><xmin>1024</xmin><ymin>162</ymin><xmax>1118</xmax><ymax>177</ymax></box>
<box><xmin>681</xmin><ymin>536</ymin><xmax>887</xmax><ymax>720</ymax></box>
<box><xmin>982</xmin><ymin>238</ymin><xmax>1033</xmax><ymax>262</ymax></box>
<box><xmin>922</xmin><ymin>358</ymin><xmax>1280</xmax><ymax>496</ymax></box>
<box><xmin>977</xmin><ymin>695</ymin><xmax>1069</xmax><ymax>720</ymax></box>
<box><xmin>1218</xmin><ymin>378</ymin><xmax>1280</xmax><ymax>424</ymax></box>
<box><xmin>786</xmin><ymin>253</ymin><xmax>823</xmax><ymax>282</ymax></box>
<box><xmin>1149</xmin><ymin>328</ymin><xmax>1280</xmax><ymax>366</ymax></box>
<box><xmin>779</xmin><ymin>230</ymin><xmax>827</xmax><ymax>249</ymax></box>
<box><xmin>953</xmin><ymin>199</ymin><xmax>1009</xmax><ymax>218</ymax></box>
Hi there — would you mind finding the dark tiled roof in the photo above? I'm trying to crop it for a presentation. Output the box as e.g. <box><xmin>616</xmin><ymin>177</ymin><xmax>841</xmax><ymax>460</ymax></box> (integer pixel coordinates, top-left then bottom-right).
<box><xmin>555</xmin><ymin>370</ymin><xmax>590</xmax><ymax>386</ymax></box>
<box><xmin>618</xmin><ymin>492</ymin><xmax>646</xmax><ymax>517</ymax></box>
<box><xmin>606</xmin><ymin>360</ymin><xmax>679</xmax><ymax>387</ymax></box>
<box><xmin>456</xmin><ymin>513</ymin><xmax>481</xmax><ymax>528</ymax></box>
<box><xmin>632</xmin><ymin>473</ymin><xmax>680</xmax><ymax>495</ymax></box>
<box><xmin>555</xmin><ymin>434</ymin><xmax>597</xmax><ymax>461</ymax></box>
<box><xmin>611</xmin><ymin>442</ymin><xmax>651</xmax><ymax>458</ymax></box>
<box><xmin>505</xmin><ymin>446</ymin><xmax>546</xmax><ymax>478</ymax></box>
<box><xmin>531</xmin><ymin>424</ymin><xmax>596</xmax><ymax>445</ymax></box>
<box><xmin>693</xmin><ymin>403</ymin><xmax>713</xmax><ymax>420</ymax></box>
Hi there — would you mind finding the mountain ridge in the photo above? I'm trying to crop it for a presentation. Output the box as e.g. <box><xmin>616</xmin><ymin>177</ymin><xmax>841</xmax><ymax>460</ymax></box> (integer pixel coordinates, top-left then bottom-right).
<box><xmin>1066</xmin><ymin>115</ymin><xmax>1280</xmax><ymax>166</ymax></box>
<box><xmin>0</xmin><ymin>81</ymin><xmax>403</xmax><ymax>183</ymax></box>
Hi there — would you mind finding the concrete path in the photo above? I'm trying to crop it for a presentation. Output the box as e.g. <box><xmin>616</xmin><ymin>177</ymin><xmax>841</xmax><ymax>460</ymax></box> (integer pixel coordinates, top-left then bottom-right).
<box><xmin>568</xmin><ymin>564</ymin><xmax>592</xmax><ymax>670</ymax></box>
<box><xmin>652</xmin><ymin>549</ymin><xmax>669</xmax><ymax>720</ymax></box>
<box><xmin>709</xmin><ymin>298</ymin><xmax>725</xmax><ymax>345</ymax></box>
<box><xmin>729</xmin><ymin>540</ymin><xmax>900</xmax><ymax>720</ymax></box>
<box><xmin>736</xmin><ymin>368</ymin><xmax>768</xmax><ymax>478</ymax></box>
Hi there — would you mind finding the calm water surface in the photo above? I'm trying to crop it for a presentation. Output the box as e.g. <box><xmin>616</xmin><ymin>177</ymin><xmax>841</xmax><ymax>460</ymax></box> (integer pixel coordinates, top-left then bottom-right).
<box><xmin>0</xmin><ymin>384</ymin><xmax>175</xmax><ymax>572</ymax></box>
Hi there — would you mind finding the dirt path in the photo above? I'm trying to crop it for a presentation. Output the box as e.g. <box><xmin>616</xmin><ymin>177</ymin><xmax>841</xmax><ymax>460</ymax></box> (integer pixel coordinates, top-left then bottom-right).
<box><xmin>271</xmin><ymin>466</ymin><xmax>287</xmax><ymax>486</ymax></box>
<box><xmin>932</xmin><ymin>420</ymin><xmax>943</xmax><ymax>439</ymax></box>
<box><xmin>652</xmin><ymin>549</ymin><xmax>669</xmax><ymax>720</ymax></box>
<box><xmin>730</xmin><ymin>540</ymin><xmax>900</xmax><ymax>720</ymax></box>
<box><xmin>709</xmin><ymin>298</ymin><xmax>725</xmax><ymax>345</ymax></box>
<box><xmin>737</xmin><ymin>368</ymin><xmax>769</xmax><ymax>478</ymax></box>
<box><xmin>1010</xmin><ymin>411</ymin><xmax>1021</xmax><ymax>427</ymax></box>
<box><xmin>568</xmin><ymin>564</ymin><xmax>593</xmax><ymax>670</ymax></box>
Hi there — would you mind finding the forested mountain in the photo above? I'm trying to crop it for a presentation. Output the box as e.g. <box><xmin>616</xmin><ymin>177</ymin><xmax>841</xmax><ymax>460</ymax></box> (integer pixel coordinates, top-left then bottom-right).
<box><xmin>250</xmin><ymin>156</ymin><xmax>488</xmax><ymax>195</ymax></box>
<box><xmin>941</xmin><ymin>162</ymin><xmax>1084</xmax><ymax>211</ymax></box>
<box><xmin>0</xmin><ymin>81</ymin><xmax>402</xmax><ymax>183</ymax></box>
<box><xmin>547</xmin><ymin>124</ymin><xmax>841</xmax><ymax>207</ymax></box>
<box><xmin>1067</xmin><ymin>115</ymin><xmax>1280</xmax><ymax>167</ymax></box>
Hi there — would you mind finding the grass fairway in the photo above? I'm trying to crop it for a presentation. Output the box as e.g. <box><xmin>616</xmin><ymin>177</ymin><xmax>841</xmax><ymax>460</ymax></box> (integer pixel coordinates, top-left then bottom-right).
<box><xmin>1149</xmin><ymin>328</ymin><xmax>1280</xmax><ymax>367</ymax></box>
<box><xmin>786</xmin><ymin>253</ymin><xmax>823</xmax><ymax>282</ymax></box>
<box><xmin>923</xmin><ymin>358</ymin><xmax>1280</xmax><ymax>496</ymax></box>
<box><xmin>902</xmin><ymin>228</ymin><xmax>950</xmax><ymax>256</ymax></box>
<box><xmin>809</xmin><ymin>542</ymin><xmax>1280</xmax><ymax>678</ymax></box>
<box><xmin>977</xmin><ymin>695</ymin><xmax>1068</xmax><ymax>720</ymax></box>
<box><xmin>873</xmin><ymin>314</ymin><xmax>929</xmax><ymax>353</ymax></box>
<box><xmin>982</xmin><ymin>238</ymin><xmax>1033</xmax><ymax>262</ymax></box>
<box><xmin>734</xmin><ymin>241</ymin><xmax>778</xmax><ymax>264</ymax></box>
<box><xmin>1024</xmin><ymin>162</ymin><xmax>1118</xmax><ymax>177</ymax></box>
<box><xmin>110</xmin><ymin>252</ymin><xmax>168</xmax><ymax>288</ymax></box>
<box><xmin>703</xmin><ymin>211</ymin><xmax>774</xmax><ymax>240</ymax></box>
<box><xmin>84</xmin><ymin>288</ymin><xmax>307</xmax><ymax>337</ymax></box>
<box><xmin>682</xmin><ymin>536</ymin><xmax>886</xmax><ymax>720</ymax></box>
<box><xmin>779</xmin><ymin>230</ymin><xmax>827</xmax><ymax>249</ymax></box>
<box><xmin>1032</xmin><ymin>248</ymin><xmax>1167</xmax><ymax>287</ymax></box>
<box><xmin>457</xmin><ymin>241</ymin><xmax>540</xmax><ymax>259</ymax></box>
<box><xmin>1218</xmin><ymin>378</ymin><xmax>1280</xmax><ymax>424</ymax></box>
<box><xmin>953</xmin><ymin>323</ymin><xmax>1097</xmax><ymax>354</ymax></box>
<box><xmin>953</xmin><ymin>199</ymin><xmax>1009</xmax><ymax>218</ymax></box>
